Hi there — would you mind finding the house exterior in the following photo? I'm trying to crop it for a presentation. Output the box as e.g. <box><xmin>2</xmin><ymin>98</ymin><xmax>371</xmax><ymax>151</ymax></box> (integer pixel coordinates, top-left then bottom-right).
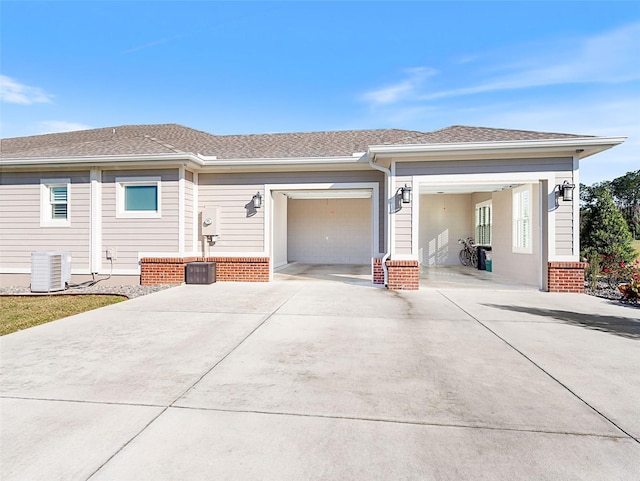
<box><xmin>0</xmin><ymin>124</ymin><xmax>625</xmax><ymax>292</ymax></box>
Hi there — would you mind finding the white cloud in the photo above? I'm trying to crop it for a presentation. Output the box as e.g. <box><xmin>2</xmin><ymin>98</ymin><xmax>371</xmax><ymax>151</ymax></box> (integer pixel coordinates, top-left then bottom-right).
<box><xmin>420</xmin><ymin>22</ymin><xmax>640</xmax><ymax>101</ymax></box>
<box><xmin>360</xmin><ymin>22</ymin><xmax>640</xmax><ymax>105</ymax></box>
<box><xmin>38</xmin><ymin>121</ymin><xmax>92</xmax><ymax>134</ymax></box>
<box><xmin>361</xmin><ymin>67</ymin><xmax>437</xmax><ymax>106</ymax></box>
<box><xmin>0</xmin><ymin>75</ymin><xmax>53</xmax><ymax>104</ymax></box>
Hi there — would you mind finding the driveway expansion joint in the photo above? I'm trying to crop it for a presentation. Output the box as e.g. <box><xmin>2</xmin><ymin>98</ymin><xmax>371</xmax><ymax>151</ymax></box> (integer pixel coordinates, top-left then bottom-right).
<box><xmin>83</xmin><ymin>287</ymin><xmax>303</xmax><ymax>480</ymax></box>
<box><xmin>0</xmin><ymin>395</ymin><xmax>165</xmax><ymax>409</ymax></box>
<box><xmin>437</xmin><ymin>290</ymin><xmax>640</xmax><ymax>445</ymax></box>
<box><xmin>168</xmin><ymin>405</ymin><xmax>631</xmax><ymax>440</ymax></box>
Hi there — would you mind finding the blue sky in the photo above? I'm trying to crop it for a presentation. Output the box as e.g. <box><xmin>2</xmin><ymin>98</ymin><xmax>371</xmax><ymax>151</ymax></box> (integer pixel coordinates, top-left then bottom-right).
<box><xmin>1</xmin><ymin>1</ymin><xmax>638</xmax><ymax>185</ymax></box>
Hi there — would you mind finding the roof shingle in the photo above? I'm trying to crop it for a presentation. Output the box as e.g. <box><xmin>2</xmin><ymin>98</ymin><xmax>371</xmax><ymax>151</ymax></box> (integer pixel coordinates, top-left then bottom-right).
<box><xmin>0</xmin><ymin>123</ymin><xmax>594</xmax><ymax>160</ymax></box>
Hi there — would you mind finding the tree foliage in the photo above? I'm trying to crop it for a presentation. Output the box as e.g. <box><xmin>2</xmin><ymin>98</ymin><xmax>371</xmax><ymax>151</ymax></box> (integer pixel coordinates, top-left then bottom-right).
<box><xmin>610</xmin><ymin>170</ymin><xmax>640</xmax><ymax>239</ymax></box>
<box><xmin>580</xmin><ymin>182</ymin><xmax>635</xmax><ymax>262</ymax></box>
<box><xmin>580</xmin><ymin>183</ymin><xmax>635</xmax><ymax>262</ymax></box>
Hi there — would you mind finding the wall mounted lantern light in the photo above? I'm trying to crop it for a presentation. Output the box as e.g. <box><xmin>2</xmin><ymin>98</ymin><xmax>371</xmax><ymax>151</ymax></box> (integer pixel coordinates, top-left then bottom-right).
<box><xmin>252</xmin><ymin>192</ymin><xmax>262</xmax><ymax>209</ymax></box>
<box><xmin>557</xmin><ymin>180</ymin><xmax>575</xmax><ymax>202</ymax></box>
<box><xmin>555</xmin><ymin>180</ymin><xmax>575</xmax><ymax>207</ymax></box>
<box><xmin>400</xmin><ymin>184</ymin><xmax>412</xmax><ymax>204</ymax></box>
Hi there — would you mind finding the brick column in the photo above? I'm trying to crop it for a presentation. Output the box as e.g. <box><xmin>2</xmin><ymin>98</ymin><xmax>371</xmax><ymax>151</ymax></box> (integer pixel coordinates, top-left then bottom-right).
<box><xmin>373</xmin><ymin>257</ymin><xmax>384</xmax><ymax>285</ymax></box>
<box><xmin>386</xmin><ymin>259</ymin><xmax>419</xmax><ymax>290</ymax></box>
<box><xmin>548</xmin><ymin>261</ymin><xmax>587</xmax><ymax>293</ymax></box>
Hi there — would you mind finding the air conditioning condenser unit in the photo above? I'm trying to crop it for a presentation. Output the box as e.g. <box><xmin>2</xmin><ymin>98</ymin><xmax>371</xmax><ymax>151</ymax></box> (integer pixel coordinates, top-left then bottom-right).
<box><xmin>31</xmin><ymin>251</ymin><xmax>71</xmax><ymax>293</ymax></box>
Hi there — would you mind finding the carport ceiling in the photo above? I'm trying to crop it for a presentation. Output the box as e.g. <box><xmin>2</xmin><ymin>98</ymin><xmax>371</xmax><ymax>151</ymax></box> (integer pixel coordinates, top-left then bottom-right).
<box><xmin>419</xmin><ymin>183</ymin><xmax>520</xmax><ymax>195</ymax></box>
<box><xmin>280</xmin><ymin>190</ymin><xmax>372</xmax><ymax>199</ymax></box>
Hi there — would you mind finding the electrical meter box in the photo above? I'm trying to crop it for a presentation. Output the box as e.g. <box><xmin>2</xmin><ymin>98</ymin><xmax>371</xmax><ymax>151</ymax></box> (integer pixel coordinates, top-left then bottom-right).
<box><xmin>201</xmin><ymin>207</ymin><xmax>220</xmax><ymax>236</ymax></box>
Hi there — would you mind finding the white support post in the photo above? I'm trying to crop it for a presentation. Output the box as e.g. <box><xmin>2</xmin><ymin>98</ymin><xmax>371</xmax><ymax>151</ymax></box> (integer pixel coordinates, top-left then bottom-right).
<box><xmin>90</xmin><ymin>168</ymin><xmax>102</xmax><ymax>273</ymax></box>
<box><xmin>178</xmin><ymin>166</ymin><xmax>185</xmax><ymax>255</ymax></box>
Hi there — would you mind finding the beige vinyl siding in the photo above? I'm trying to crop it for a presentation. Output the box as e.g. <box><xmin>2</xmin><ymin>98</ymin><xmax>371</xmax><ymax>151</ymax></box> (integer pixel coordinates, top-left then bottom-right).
<box><xmin>554</xmin><ymin>174</ymin><xmax>575</xmax><ymax>257</ymax></box>
<box><xmin>393</xmin><ymin>176</ymin><xmax>413</xmax><ymax>255</ymax></box>
<box><xmin>184</xmin><ymin>171</ymin><xmax>194</xmax><ymax>252</ymax></box>
<box><xmin>198</xmin><ymin>170</ymin><xmax>384</xmax><ymax>254</ymax></box>
<box><xmin>102</xmin><ymin>169</ymin><xmax>179</xmax><ymax>270</ymax></box>
<box><xmin>197</xmin><ymin>181</ymin><xmax>264</xmax><ymax>253</ymax></box>
<box><xmin>0</xmin><ymin>170</ymin><xmax>91</xmax><ymax>271</ymax></box>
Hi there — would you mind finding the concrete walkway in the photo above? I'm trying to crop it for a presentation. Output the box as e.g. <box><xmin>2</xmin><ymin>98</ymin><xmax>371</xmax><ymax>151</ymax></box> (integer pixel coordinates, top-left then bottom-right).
<box><xmin>1</xmin><ymin>276</ymin><xmax>639</xmax><ymax>480</ymax></box>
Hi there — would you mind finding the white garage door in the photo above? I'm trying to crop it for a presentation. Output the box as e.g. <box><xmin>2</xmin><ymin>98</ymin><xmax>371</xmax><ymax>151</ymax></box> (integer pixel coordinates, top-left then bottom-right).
<box><xmin>287</xmin><ymin>198</ymin><xmax>371</xmax><ymax>264</ymax></box>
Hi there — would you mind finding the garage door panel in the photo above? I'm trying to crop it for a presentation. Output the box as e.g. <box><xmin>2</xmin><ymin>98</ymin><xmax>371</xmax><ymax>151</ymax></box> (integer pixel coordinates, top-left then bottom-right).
<box><xmin>288</xmin><ymin>198</ymin><xmax>371</xmax><ymax>264</ymax></box>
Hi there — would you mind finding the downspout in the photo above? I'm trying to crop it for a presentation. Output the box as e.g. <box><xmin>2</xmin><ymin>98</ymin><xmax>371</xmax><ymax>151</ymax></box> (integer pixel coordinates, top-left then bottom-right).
<box><xmin>368</xmin><ymin>152</ymin><xmax>391</xmax><ymax>287</ymax></box>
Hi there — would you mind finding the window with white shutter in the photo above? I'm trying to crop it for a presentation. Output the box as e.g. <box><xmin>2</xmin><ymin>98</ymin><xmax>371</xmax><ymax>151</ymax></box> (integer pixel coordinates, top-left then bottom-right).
<box><xmin>512</xmin><ymin>185</ymin><xmax>532</xmax><ymax>253</ymax></box>
<box><xmin>41</xmin><ymin>179</ymin><xmax>71</xmax><ymax>227</ymax></box>
<box><xmin>475</xmin><ymin>201</ymin><xmax>492</xmax><ymax>246</ymax></box>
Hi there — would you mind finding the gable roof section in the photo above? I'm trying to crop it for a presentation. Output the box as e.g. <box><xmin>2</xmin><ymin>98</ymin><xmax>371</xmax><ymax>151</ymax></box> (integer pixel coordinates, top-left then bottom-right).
<box><xmin>389</xmin><ymin>125</ymin><xmax>592</xmax><ymax>145</ymax></box>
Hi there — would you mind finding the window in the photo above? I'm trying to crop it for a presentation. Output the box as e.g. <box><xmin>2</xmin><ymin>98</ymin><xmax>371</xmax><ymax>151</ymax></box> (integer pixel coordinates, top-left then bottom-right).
<box><xmin>475</xmin><ymin>201</ymin><xmax>492</xmax><ymax>246</ymax></box>
<box><xmin>513</xmin><ymin>185</ymin><xmax>532</xmax><ymax>253</ymax></box>
<box><xmin>116</xmin><ymin>177</ymin><xmax>161</xmax><ymax>218</ymax></box>
<box><xmin>41</xmin><ymin>179</ymin><xmax>70</xmax><ymax>226</ymax></box>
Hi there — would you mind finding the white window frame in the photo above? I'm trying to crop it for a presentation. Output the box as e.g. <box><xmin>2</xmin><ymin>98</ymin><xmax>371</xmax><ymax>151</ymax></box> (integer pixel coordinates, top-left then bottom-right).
<box><xmin>475</xmin><ymin>200</ymin><xmax>492</xmax><ymax>246</ymax></box>
<box><xmin>512</xmin><ymin>184</ymin><xmax>532</xmax><ymax>254</ymax></box>
<box><xmin>116</xmin><ymin>176</ymin><xmax>162</xmax><ymax>219</ymax></box>
<box><xmin>40</xmin><ymin>178</ymin><xmax>71</xmax><ymax>227</ymax></box>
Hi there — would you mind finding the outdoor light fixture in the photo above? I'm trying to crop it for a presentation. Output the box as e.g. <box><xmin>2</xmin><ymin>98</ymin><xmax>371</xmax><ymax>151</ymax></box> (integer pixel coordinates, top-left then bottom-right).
<box><xmin>559</xmin><ymin>180</ymin><xmax>575</xmax><ymax>202</ymax></box>
<box><xmin>252</xmin><ymin>191</ymin><xmax>262</xmax><ymax>208</ymax></box>
<box><xmin>555</xmin><ymin>180</ymin><xmax>576</xmax><ymax>207</ymax></box>
<box><xmin>400</xmin><ymin>184</ymin><xmax>412</xmax><ymax>204</ymax></box>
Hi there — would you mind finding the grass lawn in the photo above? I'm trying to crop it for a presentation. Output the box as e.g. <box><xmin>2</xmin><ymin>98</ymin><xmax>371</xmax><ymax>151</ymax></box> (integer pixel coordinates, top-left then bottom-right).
<box><xmin>633</xmin><ymin>239</ymin><xmax>640</xmax><ymax>260</ymax></box>
<box><xmin>0</xmin><ymin>295</ymin><xmax>127</xmax><ymax>336</ymax></box>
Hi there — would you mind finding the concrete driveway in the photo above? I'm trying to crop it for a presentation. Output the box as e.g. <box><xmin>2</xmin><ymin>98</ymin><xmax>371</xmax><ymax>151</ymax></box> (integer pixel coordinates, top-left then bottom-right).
<box><xmin>1</xmin><ymin>275</ymin><xmax>639</xmax><ymax>480</ymax></box>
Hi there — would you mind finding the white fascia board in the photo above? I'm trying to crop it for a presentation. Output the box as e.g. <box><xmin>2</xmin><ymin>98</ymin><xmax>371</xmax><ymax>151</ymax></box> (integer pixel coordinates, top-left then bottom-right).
<box><xmin>1</xmin><ymin>153</ymin><xmax>371</xmax><ymax>172</ymax></box>
<box><xmin>368</xmin><ymin>136</ymin><xmax>627</xmax><ymax>160</ymax></box>
<box><xmin>195</xmin><ymin>155</ymin><xmax>370</xmax><ymax>172</ymax></box>
<box><xmin>0</xmin><ymin>153</ymin><xmax>204</xmax><ymax>170</ymax></box>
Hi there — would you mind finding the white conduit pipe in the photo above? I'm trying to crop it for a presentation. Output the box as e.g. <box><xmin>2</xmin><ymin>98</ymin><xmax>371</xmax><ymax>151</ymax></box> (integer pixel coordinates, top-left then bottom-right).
<box><xmin>368</xmin><ymin>154</ymin><xmax>391</xmax><ymax>287</ymax></box>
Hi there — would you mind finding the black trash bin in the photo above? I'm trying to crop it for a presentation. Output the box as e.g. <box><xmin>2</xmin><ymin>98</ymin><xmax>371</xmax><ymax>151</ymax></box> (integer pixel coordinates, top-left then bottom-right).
<box><xmin>186</xmin><ymin>262</ymin><xmax>216</xmax><ymax>284</ymax></box>
<box><xmin>477</xmin><ymin>247</ymin><xmax>487</xmax><ymax>271</ymax></box>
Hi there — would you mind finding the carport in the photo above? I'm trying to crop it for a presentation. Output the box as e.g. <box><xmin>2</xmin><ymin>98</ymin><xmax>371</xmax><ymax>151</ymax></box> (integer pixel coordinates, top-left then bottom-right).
<box><xmin>414</xmin><ymin>175</ymin><xmax>550</xmax><ymax>290</ymax></box>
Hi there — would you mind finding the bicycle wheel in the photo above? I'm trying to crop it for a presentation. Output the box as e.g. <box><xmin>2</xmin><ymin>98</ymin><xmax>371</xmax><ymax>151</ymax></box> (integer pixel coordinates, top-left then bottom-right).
<box><xmin>470</xmin><ymin>249</ymin><xmax>478</xmax><ymax>268</ymax></box>
<box><xmin>459</xmin><ymin>249</ymin><xmax>470</xmax><ymax>266</ymax></box>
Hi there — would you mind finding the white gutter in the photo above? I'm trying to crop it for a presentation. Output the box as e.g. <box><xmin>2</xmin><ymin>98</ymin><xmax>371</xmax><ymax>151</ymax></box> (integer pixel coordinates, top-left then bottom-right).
<box><xmin>368</xmin><ymin>153</ymin><xmax>391</xmax><ymax>287</ymax></box>
<box><xmin>0</xmin><ymin>152</ymin><xmax>368</xmax><ymax>170</ymax></box>
<box><xmin>0</xmin><ymin>153</ymin><xmax>205</xmax><ymax>169</ymax></box>
<box><xmin>195</xmin><ymin>153</ymin><xmax>364</xmax><ymax>165</ymax></box>
<box><xmin>368</xmin><ymin>136</ymin><xmax>627</xmax><ymax>158</ymax></box>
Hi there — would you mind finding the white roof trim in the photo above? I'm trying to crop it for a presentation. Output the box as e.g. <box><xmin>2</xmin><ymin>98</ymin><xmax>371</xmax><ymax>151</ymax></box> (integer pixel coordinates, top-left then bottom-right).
<box><xmin>368</xmin><ymin>136</ymin><xmax>627</xmax><ymax>159</ymax></box>
<box><xmin>0</xmin><ymin>152</ymin><xmax>369</xmax><ymax>170</ymax></box>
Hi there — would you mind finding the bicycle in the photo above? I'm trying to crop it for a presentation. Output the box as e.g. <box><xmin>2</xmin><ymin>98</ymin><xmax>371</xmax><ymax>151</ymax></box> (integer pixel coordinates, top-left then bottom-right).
<box><xmin>458</xmin><ymin>237</ymin><xmax>478</xmax><ymax>268</ymax></box>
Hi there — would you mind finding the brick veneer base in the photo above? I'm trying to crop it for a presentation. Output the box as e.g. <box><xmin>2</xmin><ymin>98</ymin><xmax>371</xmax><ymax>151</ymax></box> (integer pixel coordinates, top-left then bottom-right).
<box><xmin>548</xmin><ymin>261</ymin><xmax>587</xmax><ymax>293</ymax></box>
<box><xmin>140</xmin><ymin>256</ymin><xmax>270</xmax><ymax>286</ymax></box>
<box><xmin>386</xmin><ymin>259</ymin><xmax>420</xmax><ymax>290</ymax></box>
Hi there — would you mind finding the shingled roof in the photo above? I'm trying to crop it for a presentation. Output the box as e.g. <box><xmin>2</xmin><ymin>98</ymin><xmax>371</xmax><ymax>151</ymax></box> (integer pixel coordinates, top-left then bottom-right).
<box><xmin>391</xmin><ymin>125</ymin><xmax>592</xmax><ymax>144</ymax></box>
<box><xmin>0</xmin><ymin>123</ymin><xmax>592</xmax><ymax>160</ymax></box>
